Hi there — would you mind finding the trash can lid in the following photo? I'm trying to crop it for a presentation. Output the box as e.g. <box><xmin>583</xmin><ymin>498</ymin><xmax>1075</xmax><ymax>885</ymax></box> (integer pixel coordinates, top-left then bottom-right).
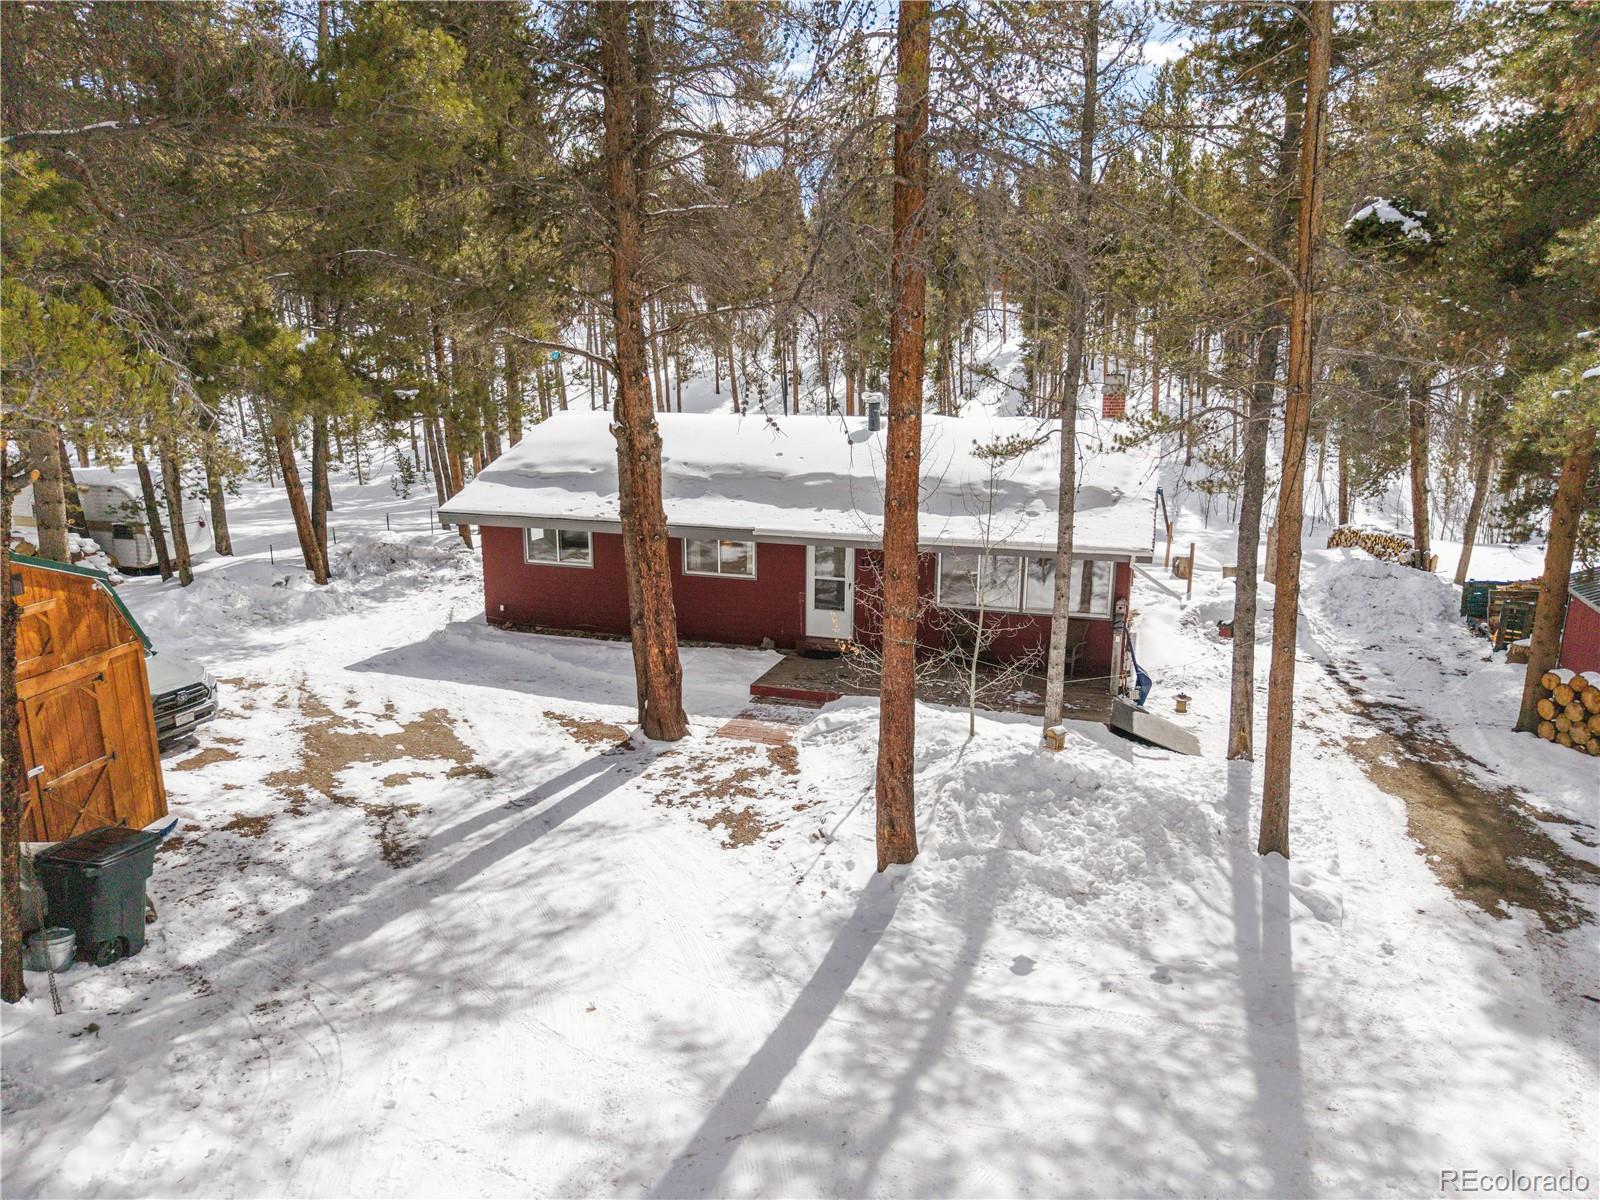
<box><xmin>35</xmin><ymin>825</ymin><xmax>162</xmax><ymax>868</ymax></box>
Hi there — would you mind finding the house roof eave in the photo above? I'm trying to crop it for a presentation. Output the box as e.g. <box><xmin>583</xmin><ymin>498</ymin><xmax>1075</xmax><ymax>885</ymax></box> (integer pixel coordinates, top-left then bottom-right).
<box><xmin>439</xmin><ymin>508</ymin><xmax>1154</xmax><ymax>562</ymax></box>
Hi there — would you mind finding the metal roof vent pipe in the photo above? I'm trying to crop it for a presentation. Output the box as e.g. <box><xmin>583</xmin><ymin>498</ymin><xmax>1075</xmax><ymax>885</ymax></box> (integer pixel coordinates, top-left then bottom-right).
<box><xmin>866</xmin><ymin>394</ymin><xmax>884</xmax><ymax>432</ymax></box>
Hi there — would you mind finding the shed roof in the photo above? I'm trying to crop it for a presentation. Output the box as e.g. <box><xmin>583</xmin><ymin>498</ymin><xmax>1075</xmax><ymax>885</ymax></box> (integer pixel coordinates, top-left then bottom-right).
<box><xmin>439</xmin><ymin>411</ymin><xmax>1160</xmax><ymax>558</ymax></box>
<box><xmin>1571</xmin><ymin>567</ymin><xmax>1600</xmax><ymax>612</ymax></box>
<box><xmin>9</xmin><ymin>552</ymin><xmax>153</xmax><ymax>650</ymax></box>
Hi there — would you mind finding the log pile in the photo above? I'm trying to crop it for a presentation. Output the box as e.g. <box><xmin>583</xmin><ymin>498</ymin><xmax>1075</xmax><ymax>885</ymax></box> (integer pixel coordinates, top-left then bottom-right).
<box><xmin>1327</xmin><ymin>524</ymin><xmax>1414</xmax><ymax>563</ymax></box>
<box><xmin>1534</xmin><ymin>668</ymin><xmax>1600</xmax><ymax>755</ymax></box>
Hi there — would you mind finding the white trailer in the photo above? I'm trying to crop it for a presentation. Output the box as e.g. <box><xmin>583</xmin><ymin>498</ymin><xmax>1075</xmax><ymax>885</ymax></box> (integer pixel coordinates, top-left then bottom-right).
<box><xmin>13</xmin><ymin>465</ymin><xmax>209</xmax><ymax>571</ymax></box>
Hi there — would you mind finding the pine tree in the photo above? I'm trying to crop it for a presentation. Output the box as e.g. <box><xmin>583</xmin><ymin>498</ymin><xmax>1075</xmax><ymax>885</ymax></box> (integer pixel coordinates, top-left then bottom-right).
<box><xmin>875</xmin><ymin>0</ymin><xmax>932</xmax><ymax>871</ymax></box>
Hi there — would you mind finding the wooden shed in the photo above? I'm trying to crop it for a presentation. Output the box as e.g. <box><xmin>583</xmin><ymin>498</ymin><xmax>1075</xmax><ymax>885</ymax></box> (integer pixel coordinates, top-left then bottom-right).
<box><xmin>1558</xmin><ymin>568</ymin><xmax>1600</xmax><ymax>677</ymax></box>
<box><xmin>10</xmin><ymin>552</ymin><xmax>167</xmax><ymax>841</ymax></box>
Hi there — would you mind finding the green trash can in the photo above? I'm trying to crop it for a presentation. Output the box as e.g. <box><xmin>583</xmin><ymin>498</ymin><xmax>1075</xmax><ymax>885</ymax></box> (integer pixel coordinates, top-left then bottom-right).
<box><xmin>34</xmin><ymin>826</ymin><xmax>162</xmax><ymax>966</ymax></box>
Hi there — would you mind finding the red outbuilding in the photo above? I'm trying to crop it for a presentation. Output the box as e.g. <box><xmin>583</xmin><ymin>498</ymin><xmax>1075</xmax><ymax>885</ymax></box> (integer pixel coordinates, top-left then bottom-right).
<box><xmin>1558</xmin><ymin>568</ymin><xmax>1600</xmax><ymax>677</ymax></box>
<box><xmin>440</xmin><ymin>411</ymin><xmax>1158</xmax><ymax>690</ymax></box>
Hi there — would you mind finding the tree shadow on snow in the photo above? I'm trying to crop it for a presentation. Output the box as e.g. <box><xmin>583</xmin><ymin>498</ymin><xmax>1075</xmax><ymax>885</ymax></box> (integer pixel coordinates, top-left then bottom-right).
<box><xmin>648</xmin><ymin>873</ymin><xmax>902</xmax><ymax>1198</ymax></box>
<box><xmin>349</xmin><ymin>620</ymin><xmax>765</xmax><ymax>718</ymax></box>
<box><xmin>1225</xmin><ymin>759</ymin><xmax>1312</xmax><ymax>1198</ymax></box>
<box><xmin>1</xmin><ymin>743</ymin><xmax>658</xmax><ymax>1198</ymax></box>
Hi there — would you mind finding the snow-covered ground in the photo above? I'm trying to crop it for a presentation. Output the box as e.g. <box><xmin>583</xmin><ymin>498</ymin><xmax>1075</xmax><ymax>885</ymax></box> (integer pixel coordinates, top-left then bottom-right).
<box><xmin>3</xmin><ymin>455</ymin><xmax>1596</xmax><ymax>1198</ymax></box>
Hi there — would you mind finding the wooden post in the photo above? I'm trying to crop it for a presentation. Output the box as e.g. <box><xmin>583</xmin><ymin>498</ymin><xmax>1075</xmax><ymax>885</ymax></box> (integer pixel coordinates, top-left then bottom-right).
<box><xmin>1187</xmin><ymin>542</ymin><xmax>1195</xmax><ymax>600</ymax></box>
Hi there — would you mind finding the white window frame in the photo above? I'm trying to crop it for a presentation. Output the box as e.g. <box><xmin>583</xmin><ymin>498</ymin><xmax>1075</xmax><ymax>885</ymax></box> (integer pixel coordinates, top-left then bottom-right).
<box><xmin>934</xmin><ymin>551</ymin><xmax>1022</xmax><ymax>611</ymax></box>
<box><xmin>524</xmin><ymin>526</ymin><xmax>594</xmax><ymax>568</ymax></box>
<box><xmin>936</xmin><ymin>552</ymin><xmax>1117</xmax><ymax>619</ymax></box>
<box><xmin>1020</xmin><ymin>556</ymin><xmax>1114</xmax><ymax>617</ymax></box>
<box><xmin>682</xmin><ymin>537</ymin><xmax>758</xmax><ymax>580</ymax></box>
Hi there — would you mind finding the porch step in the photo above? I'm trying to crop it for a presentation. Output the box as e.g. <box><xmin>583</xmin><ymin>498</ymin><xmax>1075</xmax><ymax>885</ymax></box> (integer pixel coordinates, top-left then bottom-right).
<box><xmin>795</xmin><ymin>637</ymin><xmax>850</xmax><ymax>656</ymax></box>
<box><xmin>750</xmin><ymin>681</ymin><xmax>840</xmax><ymax>706</ymax></box>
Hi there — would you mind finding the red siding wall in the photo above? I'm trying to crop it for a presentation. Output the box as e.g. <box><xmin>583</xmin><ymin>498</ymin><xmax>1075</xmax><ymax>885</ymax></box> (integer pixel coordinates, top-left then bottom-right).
<box><xmin>480</xmin><ymin>524</ymin><xmax>1132</xmax><ymax>675</ymax></box>
<box><xmin>1558</xmin><ymin>595</ymin><xmax>1600</xmax><ymax>676</ymax></box>
<box><xmin>482</xmin><ymin>526</ymin><xmax>808</xmax><ymax>648</ymax></box>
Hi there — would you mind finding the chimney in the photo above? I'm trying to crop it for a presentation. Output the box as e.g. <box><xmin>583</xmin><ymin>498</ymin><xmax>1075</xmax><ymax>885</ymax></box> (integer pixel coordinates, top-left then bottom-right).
<box><xmin>866</xmin><ymin>395</ymin><xmax>884</xmax><ymax>432</ymax></box>
<box><xmin>1101</xmin><ymin>370</ymin><xmax>1127</xmax><ymax>420</ymax></box>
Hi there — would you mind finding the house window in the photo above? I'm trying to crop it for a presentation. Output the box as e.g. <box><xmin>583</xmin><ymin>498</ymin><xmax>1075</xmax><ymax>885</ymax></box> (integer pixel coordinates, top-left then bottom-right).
<box><xmin>936</xmin><ymin>551</ymin><xmax>1022</xmax><ymax>610</ymax></box>
<box><xmin>1022</xmin><ymin>557</ymin><xmax>1113</xmax><ymax>616</ymax></box>
<box><xmin>525</xmin><ymin>526</ymin><xmax>593</xmax><ymax>567</ymax></box>
<box><xmin>111</xmin><ymin>523</ymin><xmax>134</xmax><ymax>540</ymax></box>
<box><xmin>683</xmin><ymin>538</ymin><xmax>756</xmax><ymax>578</ymax></box>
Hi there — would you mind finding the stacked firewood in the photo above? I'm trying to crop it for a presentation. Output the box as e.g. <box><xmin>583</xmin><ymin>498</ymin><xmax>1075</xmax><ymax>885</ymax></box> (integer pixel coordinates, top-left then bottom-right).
<box><xmin>1327</xmin><ymin>524</ymin><xmax>1415</xmax><ymax>563</ymax></box>
<box><xmin>1535</xmin><ymin>669</ymin><xmax>1600</xmax><ymax>755</ymax></box>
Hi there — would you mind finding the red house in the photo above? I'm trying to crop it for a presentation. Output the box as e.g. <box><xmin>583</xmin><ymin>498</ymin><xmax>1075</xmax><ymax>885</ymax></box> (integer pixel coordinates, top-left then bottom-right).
<box><xmin>439</xmin><ymin>411</ymin><xmax>1158</xmax><ymax>684</ymax></box>
<box><xmin>1558</xmin><ymin>568</ymin><xmax>1600</xmax><ymax>677</ymax></box>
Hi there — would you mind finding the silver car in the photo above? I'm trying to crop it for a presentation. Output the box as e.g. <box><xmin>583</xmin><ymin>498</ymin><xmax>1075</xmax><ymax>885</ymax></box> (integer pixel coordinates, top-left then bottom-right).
<box><xmin>146</xmin><ymin>654</ymin><xmax>219</xmax><ymax>746</ymax></box>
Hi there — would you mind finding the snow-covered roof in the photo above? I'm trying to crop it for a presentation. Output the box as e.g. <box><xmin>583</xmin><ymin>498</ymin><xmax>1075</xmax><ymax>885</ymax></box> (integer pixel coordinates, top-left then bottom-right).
<box><xmin>68</xmin><ymin>465</ymin><xmax>146</xmax><ymax>493</ymax></box>
<box><xmin>440</xmin><ymin>411</ymin><xmax>1159</xmax><ymax>558</ymax></box>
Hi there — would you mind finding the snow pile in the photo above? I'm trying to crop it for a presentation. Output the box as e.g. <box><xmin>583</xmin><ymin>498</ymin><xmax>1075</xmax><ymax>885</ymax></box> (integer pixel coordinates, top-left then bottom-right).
<box><xmin>328</xmin><ymin>532</ymin><xmax>460</xmax><ymax>580</ymax></box>
<box><xmin>1316</xmin><ymin>553</ymin><xmax>1459</xmax><ymax>643</ymax></box>
<box><xmin>127</xmin><ymin>529</ymin><xmax>471</xmax><ymax>649</ymax></box>
<box><xmin>57</xmin><ymin>534</ymin><xmax>121</xmax><ymax>582</ymax></box>
<box><xmin>798</xmin><ymin>700</ymin><xmax>1343</xmax><ymax>954</ymax></box>
<box><xmin>4</xmin><ymin>531</ymin><xmax>123</xmax><ymax>579</ymax></box>
<box><xmin>1299</xmin><ymin>549</ymin><xmax>1598</xmax><ymax>823</ymax></box>
<box><xmin>68</xmin><ymin>532</ymin><xmax>123</xmax><ymax>581</ymax></box>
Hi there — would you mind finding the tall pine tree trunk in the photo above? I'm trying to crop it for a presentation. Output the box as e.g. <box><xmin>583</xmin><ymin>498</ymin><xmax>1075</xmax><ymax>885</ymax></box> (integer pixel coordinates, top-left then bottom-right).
<box><xmin>204</xmin><ymin>450</ymin><xmax>233</xmax><ymax>555</ymax></box>
<box><xmin>22</xmin><ymin>425</ymin><xmax>69</xmax><ymax>562</ymax></box>
<box><xmin>1259</xmin><ymin>0</ymin><xmax>1332</xmax><ymax>858</ymax></box>
<box><xmin>159</xmin><ymin>438</ymin><xmax>194</xmax><ymax>586</ymax></box>
<box><xmin>132</xmin><ymin>440</ymin><xmax>174</xmax><ymax>581</ymax></box>
<box><xmin>1454</xmin><ymin>413</ymin><xmax>1494</xmax><ymax>586</ymax></box>
<box><xmin>875</xmin><ymin>0</ymin><xmax>931</xmax><ymax>871</ymax></box>
<box><xmin>57</xmin><ymin>433</ymin><xmax>85</xmax><ymax>536</ymax></box>
<box><xmin>311</xmin><ymin>413</ymin><xmax>330</xmax><ymax>565</ymax></box>
<box><xmin>1337</xmin><ymin>431</ymin><xmax>1351</xmax><ymax>526</ymax></box>
<box><xmin>1515</xmin><ymin>425</ymin><xmax>1596</xmax><ymax>731</ymax></box>
<box><xmin>1043</xmin><ymin>0</ymin><xmax>1099</xmax><ymax>730</ymax></box>
<box><xmin>425</xmin><ymin>417</ymin><xmax>449</xmax><ymax>507</ymax></box>
<box><xmin>2</xmin><ymin>434</ymin><xmax>26</xmax><ymax>1003</ymax></box>
<box><xmin>1407</xmin><ymin>376</ymin><xmax>1432</xmax><ymax>569</ymax></box>
<box><xmin>1227</xmin><ymin>39</ymin><xmax>1307</xmax><ymax>762</ymax></box>
<box><xmin>599</xmin><ymin>0</ymin><xmax>688</xmax><ymax>742</ymax></box>
<box><xmin>483</xmin><ymin>390</ymin><xmax>503</xmax><ymax>463</ymax></box>
<box><xmin>432</xmin><ymin>324</ymin><xmax>473</xmax><ymax>548</ymax></box>
<box><xmin>273</xmin><ymin>419</ymin><xmax>328</xmax><ymax>585</ymax></box>
<box><xmin>777</xmin><ymin>327</ymin><xmax>790</xmax><ymax>414</ymax></box>
<box><xmin>252</xmin><ymin>400</ymin><xmax>276</xmax><ymax>486</ymax></box>
<box><xmin>505</xmin><ymin>344</ymin><xmax>524</xmax><ymax>446</ymax></box>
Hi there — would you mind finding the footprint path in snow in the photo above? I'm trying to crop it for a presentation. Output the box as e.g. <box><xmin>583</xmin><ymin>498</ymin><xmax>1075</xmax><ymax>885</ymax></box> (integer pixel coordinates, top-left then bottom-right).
<box><xmin>1320</xmin><ymin>658</ymin><xmax>1599</xmax><ymax>932</ymax></box>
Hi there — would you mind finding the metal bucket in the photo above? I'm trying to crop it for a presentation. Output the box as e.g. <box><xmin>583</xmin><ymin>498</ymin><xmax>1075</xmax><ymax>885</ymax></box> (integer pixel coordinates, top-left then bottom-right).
<box><xmin>24</xmin><ymin>927</ymin><xmax>76</xmax><ymax>973</ymax></box>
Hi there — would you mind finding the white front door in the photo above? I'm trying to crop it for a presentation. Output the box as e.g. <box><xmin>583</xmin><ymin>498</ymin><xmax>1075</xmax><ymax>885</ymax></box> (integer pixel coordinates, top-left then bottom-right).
<box><xmin>805</xmin><ymin>545</ymin><xmax>855</xmax><ymax>640</ymax></box>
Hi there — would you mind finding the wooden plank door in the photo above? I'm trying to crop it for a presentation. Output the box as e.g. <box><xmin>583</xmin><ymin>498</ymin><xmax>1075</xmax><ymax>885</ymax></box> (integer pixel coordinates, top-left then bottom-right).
<box><xmin>19</xmin><ymin>668</ymin><xmax>120</xmax><ymax>842</ymax></box>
